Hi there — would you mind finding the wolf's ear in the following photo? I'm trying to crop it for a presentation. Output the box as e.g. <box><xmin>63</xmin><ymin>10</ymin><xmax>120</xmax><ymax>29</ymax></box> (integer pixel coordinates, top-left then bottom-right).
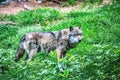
<box><xmin>79</xmin><ymin>26</ymin><xmax>81</xmax><ymax>29</ymax></box>
<box><xmin>70</xmin><ymin>26</ymin><xmax>74</xmax><ymax>31</ymax></box>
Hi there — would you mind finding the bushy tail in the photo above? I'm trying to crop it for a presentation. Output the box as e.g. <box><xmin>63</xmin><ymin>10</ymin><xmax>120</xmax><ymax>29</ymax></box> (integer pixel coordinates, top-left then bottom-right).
<box><xmin>15</xmin><ymin>35</ymin><xmax>26</xmax><ymax>62</ymax></box>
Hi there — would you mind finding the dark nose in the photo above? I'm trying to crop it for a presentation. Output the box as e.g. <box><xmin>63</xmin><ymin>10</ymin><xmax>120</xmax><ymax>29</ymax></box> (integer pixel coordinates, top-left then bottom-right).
<box><xmin>79</xmin><ymin>40</ymin><xmax>81</xmax><ymax>42</ymax></box>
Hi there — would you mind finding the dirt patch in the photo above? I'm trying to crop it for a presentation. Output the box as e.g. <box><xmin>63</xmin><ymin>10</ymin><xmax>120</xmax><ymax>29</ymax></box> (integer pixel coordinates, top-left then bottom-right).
<box><xmin>0</xmin><ymin>1</ymin><xmax>80</xmax><ymax>15</ymax></box>
<box><xmin>0</xmin><ymin>0</ymin><xmax>112</xmax><ymax>15</ymax></box>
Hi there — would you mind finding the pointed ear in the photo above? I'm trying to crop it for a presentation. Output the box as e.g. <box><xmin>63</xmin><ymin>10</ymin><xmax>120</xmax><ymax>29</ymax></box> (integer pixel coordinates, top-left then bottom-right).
<box><xmin>70</xmin><ymin>26</ymin><xmax>74</xmax><ymax>31</ymax></box>
<box><xmin>79</xmin><ymin>26</ymin><xmax>81</xmax><ymax>29</ymax></box>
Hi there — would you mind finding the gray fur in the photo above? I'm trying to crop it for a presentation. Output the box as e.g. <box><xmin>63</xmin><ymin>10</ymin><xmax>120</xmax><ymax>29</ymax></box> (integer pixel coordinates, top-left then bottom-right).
<box><xmin>15</xmin><ymin>27</ymin><xmax>83</xmax><ymax>62</ymax></box>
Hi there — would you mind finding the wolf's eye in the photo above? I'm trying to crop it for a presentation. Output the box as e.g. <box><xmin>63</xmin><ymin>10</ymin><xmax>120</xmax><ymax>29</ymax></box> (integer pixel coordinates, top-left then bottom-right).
<box><xmin>75</xmin><ymin>34</ymin><xmax>81</xmax><ymax>36</ymax></box>
<box><xmin>78</xmin><ymin>33</ymin><xmax>82</xmax><ymax>35</ymax></box>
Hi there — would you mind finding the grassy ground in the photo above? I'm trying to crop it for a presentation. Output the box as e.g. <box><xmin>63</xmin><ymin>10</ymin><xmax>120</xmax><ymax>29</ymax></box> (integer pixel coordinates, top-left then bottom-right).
<box><xmin>0</xmin><ymin>1</ymin><xmax>120</xmax><ymax>80</ymax></box>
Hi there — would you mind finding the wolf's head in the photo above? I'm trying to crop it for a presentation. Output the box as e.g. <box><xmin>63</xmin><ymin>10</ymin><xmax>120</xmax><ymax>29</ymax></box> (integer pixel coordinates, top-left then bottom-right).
<box><xmin>68</xmin><ymin>26</ymin><xmax>83</xmax><ymax>44</ymax></box>
<box><xmin>61</xmin><ymin>26</ymin><xmax>83</xmax><ymax>44</ymax></box>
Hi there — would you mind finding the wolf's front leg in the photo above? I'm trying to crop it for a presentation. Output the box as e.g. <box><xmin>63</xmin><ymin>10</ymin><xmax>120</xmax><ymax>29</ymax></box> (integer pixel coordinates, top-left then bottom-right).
<box><xmin>56</xmin><ymin>48</ymin><xmax>67</xmax><ymax>72</ymax></box>
<box><xmin>57</xmin><ymin>48</ymin><xmax>66</xmax><ymax>62</ymax></box>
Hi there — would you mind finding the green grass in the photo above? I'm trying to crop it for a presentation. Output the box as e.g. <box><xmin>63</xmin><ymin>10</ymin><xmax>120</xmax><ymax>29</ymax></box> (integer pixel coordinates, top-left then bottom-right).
<box><xmin>1</xmin><ymin>8</ymin><xmax>61</xmax><ymax>26</ymax></box>
<box><xmin>0</xmin><ymin>2</ymin><xmax>120</xmax><ymax>80</ymax></box>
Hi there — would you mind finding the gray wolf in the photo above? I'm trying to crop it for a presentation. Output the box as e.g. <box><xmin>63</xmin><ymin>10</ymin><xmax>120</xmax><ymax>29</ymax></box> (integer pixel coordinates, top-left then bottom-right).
<box><xmin>15</xmin><ymin>26</ymin><xmax>83</xmax><ymax>68</ymax></box>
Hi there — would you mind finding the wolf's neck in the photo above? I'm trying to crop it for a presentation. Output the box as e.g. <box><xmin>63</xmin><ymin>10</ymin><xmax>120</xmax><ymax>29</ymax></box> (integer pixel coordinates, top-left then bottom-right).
<box><xmin>68</xmin><ymin>41</ymin><xmax>77</xmax><ymax>48</ymax></box>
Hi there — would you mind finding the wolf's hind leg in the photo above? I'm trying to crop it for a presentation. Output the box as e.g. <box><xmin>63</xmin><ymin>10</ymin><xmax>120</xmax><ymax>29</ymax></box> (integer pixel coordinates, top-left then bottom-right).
<box><xmin>28</xmin><ymin>48</ymin><xmax>38</xmax><ymax>60</ymax></box>
<box><xmin>15</xmin><ymin>46</ymin><xmax>25</xmax><ymax>62</ymax></box>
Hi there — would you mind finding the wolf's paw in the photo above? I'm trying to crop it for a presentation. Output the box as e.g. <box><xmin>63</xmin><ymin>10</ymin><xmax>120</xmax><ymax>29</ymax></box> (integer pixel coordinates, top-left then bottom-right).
<box><xmin>58</xmin><ymin>62</ymin><xmax>67</xmax><ymax>72</ymax></box>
